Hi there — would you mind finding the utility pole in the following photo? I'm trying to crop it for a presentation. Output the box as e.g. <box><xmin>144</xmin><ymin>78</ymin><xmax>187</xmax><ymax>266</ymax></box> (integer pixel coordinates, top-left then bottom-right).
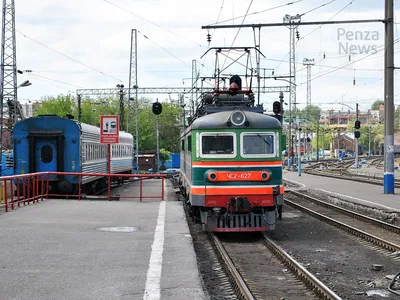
<box><xmin>284</xmin><ymin>14</ymin><xmax>301</xmax><ymax>169</ymax></box>
<box><xmin>127</xmin><ymin>29</ymin><xmax>139</xmax><ymax>173</ymax></box>
<box><xmin>367</xmin><ymin>110</ymin><xmax>371</xmax><ymax>156</ymax></box>
<box><xmin>368</xmin><ymin>126</ymin><xmax>371</xmax><ymax>156</ymax></box>
<box><xmin>155</xmin><ymin>99</ymin><xmax>160</xmax><ymax>173</ymax></box>
<box><xmin>117</xmin><ymin>84</ymin><xmax>125</xmax><ymax>131</ymax></box>
<box><xmin>355</xmin><ymin>103</ymin><xmax>359</xmax><ymax>168</ymax></box>
<box><xmin>316</xmin><ymin>121</ymin><xmax>319</xmax><ymax>162</ymax></box>
<box><xmin>77</xmin><ymin>94</ymin><xmax>82</xmax><ymax>122</ymax></box>
<box><xmin>384</xmin><ymin>0</ymin><xmax>395</xmax><ymax>194</ymax></box>
<box><xmin>298</xmin><ymin>127</ymin><xmax>302</xmax><ymax>176</ymax></box>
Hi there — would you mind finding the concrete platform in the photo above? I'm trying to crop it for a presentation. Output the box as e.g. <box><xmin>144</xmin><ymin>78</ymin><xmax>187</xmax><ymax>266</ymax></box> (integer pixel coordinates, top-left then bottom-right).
<box><xmin>284</xmin><ymin>170</ymin><xmax>400</xmax><ymax>213</ymax></box>
<box><xmin>0</xmin><ymin>179</ymin><xmax>206</xmax><ymax>300</ymax></box>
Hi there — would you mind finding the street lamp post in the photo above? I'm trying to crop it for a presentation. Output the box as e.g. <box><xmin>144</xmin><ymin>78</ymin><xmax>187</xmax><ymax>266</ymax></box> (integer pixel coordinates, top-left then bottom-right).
<box><xmin>0</xmin><ymin>79</ymin><xmax>32</xmax><ymax>176</ymax></box>
<box><xmin>17</xmin><ymin>80</ymin><xmax>31</xmax><ymax>88</ymax></box>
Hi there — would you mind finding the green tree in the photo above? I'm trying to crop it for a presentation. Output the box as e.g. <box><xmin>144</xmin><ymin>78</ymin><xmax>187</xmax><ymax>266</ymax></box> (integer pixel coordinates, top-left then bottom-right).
<box><xmin>34</xmin><ymin>95</ymin><xmax>77</xmax><ymax>117</ymax></box>
<box><xmin>80</xmin><ymin>97</ymin><xmax>121</xmax><ymax>126</ymax></box>
<box><xmin>294</xmin><ymin>105</ymin><xmax>321</xmax><ymax>123</ymax></box>
<box><xmin>357</xmin><ymin>124</ymin><xmax>384</xmax><ymax>154</ymax></box>
<box><xmin>311</xmin><ymin>125</ymin><xmax>333</xmax><ymax>151</ymax></box>
<box><xmin>159</xmin><ymin>148</ymin><xmax>171</xmax><ymax>170</ymax></box>
<box><xmin>371</xmin><ymin>100</ymin><xmax>384</xmax><ymax>110</ymax></box>
<box><xmin>129</xmin><ymin>99</ymin><xmax>182</xmax><ymax>153</ymax></box>
<box><xmin>395</xmin><ymin>105</ymin><xmax>400</xmax><ymax>131</ymax></box>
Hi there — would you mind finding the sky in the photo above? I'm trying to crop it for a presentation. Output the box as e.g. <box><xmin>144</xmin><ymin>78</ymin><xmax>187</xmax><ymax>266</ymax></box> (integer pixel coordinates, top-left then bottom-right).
<box><xmin>10</xmin><ymin>0</ymin><xmax>400</xmax><ymax>113</ymax></box>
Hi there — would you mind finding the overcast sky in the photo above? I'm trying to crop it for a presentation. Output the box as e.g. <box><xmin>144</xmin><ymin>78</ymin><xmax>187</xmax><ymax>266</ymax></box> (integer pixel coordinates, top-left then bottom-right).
<box><xmin>12</xmin><ymin>0</ymin><xmax>400</xmax><ymax>112</ymax></box>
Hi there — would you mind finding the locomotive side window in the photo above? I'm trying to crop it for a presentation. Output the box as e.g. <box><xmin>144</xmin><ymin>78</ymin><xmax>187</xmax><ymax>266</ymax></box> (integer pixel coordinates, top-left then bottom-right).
<box><xmin>240</xmin><ymin>133</ymin><xmax>276</xmax><ymax>158</ymax></box>
<box><xmin>200</xmin><ymin>132</ymin><xmax>236</xmax><ymax>158</ymax></box>
<box><xmin>188</xmin><ymin>136</ymin><xmax>192</xmax><ymax>152</ymax></box>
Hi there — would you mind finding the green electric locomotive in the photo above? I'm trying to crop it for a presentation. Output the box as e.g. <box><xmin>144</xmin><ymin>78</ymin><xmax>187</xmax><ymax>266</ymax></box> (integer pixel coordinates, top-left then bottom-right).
<box><xmin>179</xmin><ymin>74</ymin><xmax>286</xmax><ymax>232</ymax></box>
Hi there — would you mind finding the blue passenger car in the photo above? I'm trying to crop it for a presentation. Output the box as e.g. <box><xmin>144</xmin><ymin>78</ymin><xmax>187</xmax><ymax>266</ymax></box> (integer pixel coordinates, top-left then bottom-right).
<box><xmin>13</xmin><ymin>115</ymin><xmax>134</xmax><ymax>194</ymax></box>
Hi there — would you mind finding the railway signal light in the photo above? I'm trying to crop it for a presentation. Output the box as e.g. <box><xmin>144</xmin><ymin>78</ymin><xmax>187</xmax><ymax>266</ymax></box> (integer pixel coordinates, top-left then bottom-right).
<box><xmin>355</xmin><ymin>131</ymin><xmax>360</xmax><ymax>139</ymax></box>
<box><xmin>273</xmin><ymin>101</ymin><xmax>281</xmax><ymax>115</ymax></box>
<box><xmin>355</xmin><ymin>120</ymin><xmax>360</xmax><ymax>129</ymax></box>
<box><xmin>152</xmin><ymin>102</ymin><xmax>162</xmax><ymax>115</ymax></box>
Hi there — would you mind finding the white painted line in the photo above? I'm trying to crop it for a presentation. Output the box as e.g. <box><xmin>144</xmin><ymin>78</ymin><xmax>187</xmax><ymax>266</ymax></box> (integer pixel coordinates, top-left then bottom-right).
<box><xmin>143</xmin><ymin>201</ymin><xmax>166</xmax><ymax>300</ymax></box>
<box><xmin>316</xmin><ymin>188</ymin><xmax>399</xmax><ymax>212</ymax></box>
<box><xmin>283</xmin><ymin>177</ymin><xmax>306</xmax><ymax>188</ymax></box>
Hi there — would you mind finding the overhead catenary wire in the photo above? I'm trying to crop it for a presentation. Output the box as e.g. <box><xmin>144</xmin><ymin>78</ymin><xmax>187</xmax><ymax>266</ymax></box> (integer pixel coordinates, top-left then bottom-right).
<box><xmin>221</xmin><ymin>0</ymin><xmax>254</xmax><ymax>71</ymax></box>
<box><xmin>137</xmin><ymin>31</ymin><xmax>192</xmax><ymax>69</ymax></box>
<box><xmin>300</xmin><ymin>0</ymin><xmax>356</xmax><ymax>41</ymax></box>
<box><xmin>208</xmin><ymin>0</ymin><xmax>304</xmax><ymax>25</ymax></box>
<box><xmin>29</xmin><ymin>73</ymin><xmax>85</xmax><ymax>88</ymax></box>
<box><xmin>274</xmin><ymin>1</ymin><xmax>346</xmax><ymax>73</ymax></box>
<box><xmin>299</xmin><ymin>0</ymin><xmax>336</xmax><ymax>17</ymax></box>
<box><xmin>199</xmin><ymin>0</ymin><xmax>226</xmax><ymax>77</ymax></box>
<box><xmin>300</xmin><ymin>38</ymin><xmax>400</xmax><ymax>85</ymax></box>
<box><xmin>16</xmin><ymin>30</ymin><xmax>124</xmax><ymax>83</ymax></box>
<box><xmin>103</xmin><ymin>0</ymin><xmax>203</xmax><ymax>48</ymax></box>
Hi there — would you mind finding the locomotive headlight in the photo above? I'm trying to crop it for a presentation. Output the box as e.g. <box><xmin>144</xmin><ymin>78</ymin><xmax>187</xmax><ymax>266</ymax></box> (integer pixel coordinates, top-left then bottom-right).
<box><xmin>208</xmin><ymin>172</ymin><xmax>217</xmax><ymax>181</ymax></box>
<box><xmin>261</xmin><ymin>172</ymin><xmax>270</xmax><ymax>181</ymax></box>
<box><xmin>230</xmin><ymin>111</ymin><xmax>246</xmax><ymax>126</ymax></box>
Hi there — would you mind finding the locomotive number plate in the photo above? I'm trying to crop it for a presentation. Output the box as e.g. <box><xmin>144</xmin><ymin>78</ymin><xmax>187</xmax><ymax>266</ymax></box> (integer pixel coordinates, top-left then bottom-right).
<box><xmin>208</xmin><ymin>171</ymin><xmax>270</xmax><ymax>182</ymax></box>
<box><xmin>226</xmin><ymin>172</ymin><xmax>252</xmax><ymax>180</ymax></box>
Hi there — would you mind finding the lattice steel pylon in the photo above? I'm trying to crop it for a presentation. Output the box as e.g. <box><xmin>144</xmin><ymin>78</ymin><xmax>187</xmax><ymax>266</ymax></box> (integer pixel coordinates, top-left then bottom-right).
<box><xmin>283</xmin><ymin>14</ymin><xmax>301</xmax><ymax>113</ymax></box>
<box><xmin>283</xmin><ymin>14</ymin><xmax>301</xmax><ymax>167</ymax></box>
<box><xmin>303</xmin><ymin>58</ymin><xmax>315</xmax><ymax>107</ymax></box>
<box><xmin>0</xmin><ymin>0</ymin><xmax>17</xmax><ymax>152</ymax></box>
<box><xmin>127</xmin><ymin>29</ymin><xmax>139</xmax><ymax>172</ymax></box>
<box><xmin>191</xmin><ymin>59</ymin><xmax>197</xmax><ymax>115</ymax></box>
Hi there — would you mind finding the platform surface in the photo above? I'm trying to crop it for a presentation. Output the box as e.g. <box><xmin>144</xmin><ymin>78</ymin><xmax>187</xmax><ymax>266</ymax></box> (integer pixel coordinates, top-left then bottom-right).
<box><xmin>284</xmin><ymin>170</ymin><xmax>400</xmax><ymax>212</ymax></box>
<box><xmin>0</xmin><ymin>179</ymin><xmax>206</xmax><ymax>300</ymax></box>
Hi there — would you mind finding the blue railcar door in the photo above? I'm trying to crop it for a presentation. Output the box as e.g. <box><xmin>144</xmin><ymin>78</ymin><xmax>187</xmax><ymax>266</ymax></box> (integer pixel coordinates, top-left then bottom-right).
<box><xmin>36</xmin><ymin>139</ymin><xmax>58</xmax><ymax>173</ymax></box>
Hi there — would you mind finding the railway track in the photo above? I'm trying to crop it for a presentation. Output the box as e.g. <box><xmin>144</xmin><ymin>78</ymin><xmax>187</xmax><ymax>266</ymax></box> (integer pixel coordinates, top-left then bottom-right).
<box><xmin>209</xmin><ymin>232</ymin><xmax>341</xmax><ymax>300</ymax></box>
<box><xmin>286</xmin><ymin>190</ymin><xmax>400</xmax><ymax>255</ymax></box>
<box><xmin>304</xmin><ymin>168</ymin><xmax>400</xmax><ymax>188</ymax></box>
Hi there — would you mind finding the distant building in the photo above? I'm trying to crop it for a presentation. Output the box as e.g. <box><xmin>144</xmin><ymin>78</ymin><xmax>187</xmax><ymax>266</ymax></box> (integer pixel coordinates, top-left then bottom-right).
<box><xmin>318</xmin><ymin>109</ymin><xmax>377</xmax><ymax>129</ymax></box>
<box><xmin>21</xmin><ymin>101</ymin><xmax>41</xmax><ymax>118</ymax></box>
<box><xmin>138</xmin><ymin>150</ymin><xmax>158</xmax><ymax>172</ymax></box>
<box><xmin>21</xmin><ymin>103</ymin><xmax>33</xmax><ymax>118</ymax></box>
<box><xmin>138</xmin><ymin>154</ymin><xmax>156</xmax><ymax>172</ymax></box>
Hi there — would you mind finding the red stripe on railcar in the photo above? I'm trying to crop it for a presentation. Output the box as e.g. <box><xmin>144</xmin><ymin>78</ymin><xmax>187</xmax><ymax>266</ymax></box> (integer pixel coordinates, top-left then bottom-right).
<box><xmin>205</xmin><ymin>194</ymin><xmax>274</xmax><ymax>208</ymax></box>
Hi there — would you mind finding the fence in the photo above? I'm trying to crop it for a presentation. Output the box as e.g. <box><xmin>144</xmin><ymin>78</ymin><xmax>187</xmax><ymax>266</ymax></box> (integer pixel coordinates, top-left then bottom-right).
<box><xmin>0</xmin><ymin>172</ymin><xmax>166</xmax><ymax>213</ymax></box>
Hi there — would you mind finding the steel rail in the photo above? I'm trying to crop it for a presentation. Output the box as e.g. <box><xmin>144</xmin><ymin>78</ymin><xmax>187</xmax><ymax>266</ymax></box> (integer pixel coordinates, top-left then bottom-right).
<box><xmin>262</xmin><ymin>235</ymin><xmax>342</xmax><ymax>300</ymax></box>
<box><xmin>209</xmin><ymin>232</ymin><xmax>255</xmax><ymax>300</ymax></box>
<box><xmin>289</xmin><ymin>190</ymin><xmax>400</xmax><ymax>234</ymax></box>
<box><xmin>303</xmin><ymin>169</ymin><xmax>400</xmax><ymax>188</ymax></box>
<box><xmin>285</xmin><ymin>198</ymin><xmax>400</xmax><ymax>253</ymax></box>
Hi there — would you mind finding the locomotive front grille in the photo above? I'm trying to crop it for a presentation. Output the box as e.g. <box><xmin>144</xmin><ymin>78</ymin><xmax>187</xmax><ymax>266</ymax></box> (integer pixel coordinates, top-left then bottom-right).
<box><xmin>209</xmin><ymin>212</ymin><xmax>275</xmax><ymax>232</ymax></box>
<box><xmin>217</xmin><ymin>214</ymin><xmax>263</xmax><ymax>228</ymax></box>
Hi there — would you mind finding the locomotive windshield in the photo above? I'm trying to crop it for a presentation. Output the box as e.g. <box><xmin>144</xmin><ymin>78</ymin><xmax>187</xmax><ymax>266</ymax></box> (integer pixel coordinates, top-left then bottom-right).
<box><xmin>200</xmin><ymin>133</ymin><xmax>235</xmax><ymax>157</ymax></box>
<box><xmin>241</xmin><ymin>133</ymin><xmax>276</xmax><ymax>157</ymax></box>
